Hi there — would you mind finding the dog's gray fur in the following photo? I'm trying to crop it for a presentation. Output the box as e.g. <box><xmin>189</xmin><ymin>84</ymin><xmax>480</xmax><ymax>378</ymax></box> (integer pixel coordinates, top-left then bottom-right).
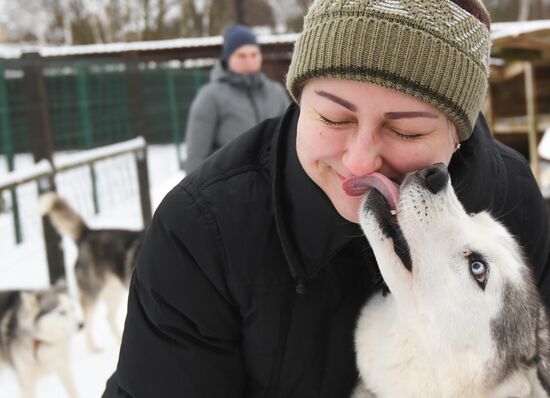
<box><xmin>40</xmin><ymin>192</ymin><xmax>143</xmax><ymax>351</ymax></box>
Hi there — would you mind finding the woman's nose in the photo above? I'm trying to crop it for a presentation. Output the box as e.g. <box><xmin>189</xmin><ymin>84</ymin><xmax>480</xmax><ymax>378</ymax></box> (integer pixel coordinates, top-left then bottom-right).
<box><xmin>341</xmin><ymin>132</ymin><xmax>382</xmax><ymax>176</ymax></box>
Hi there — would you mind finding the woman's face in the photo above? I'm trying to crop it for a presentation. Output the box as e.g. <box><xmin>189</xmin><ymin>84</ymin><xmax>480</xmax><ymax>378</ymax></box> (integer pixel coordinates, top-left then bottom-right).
<box><xmin>296</xmin><ymin>79</ymin><xmax>458</xmax><ymax>223</ymax></box>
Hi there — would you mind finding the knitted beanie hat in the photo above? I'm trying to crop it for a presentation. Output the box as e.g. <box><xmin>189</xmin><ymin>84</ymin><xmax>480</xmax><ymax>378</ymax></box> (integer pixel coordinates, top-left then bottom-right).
<box><xmin>222</xmin><ymin>25</ymin><xmax>258</xmax><ymax>62</ymax></box>
<box><xmin>286</xmin><ymin>0</ymin><xmax>491</xmax><ymax>140</ymax></box>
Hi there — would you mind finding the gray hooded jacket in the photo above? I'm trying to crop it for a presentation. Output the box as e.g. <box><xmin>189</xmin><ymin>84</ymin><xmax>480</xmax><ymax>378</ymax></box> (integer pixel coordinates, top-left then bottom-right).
<box><xmin>184</xmin><ymin>61</ymin><xmax>289</xmax><ymax>173</ymax></box>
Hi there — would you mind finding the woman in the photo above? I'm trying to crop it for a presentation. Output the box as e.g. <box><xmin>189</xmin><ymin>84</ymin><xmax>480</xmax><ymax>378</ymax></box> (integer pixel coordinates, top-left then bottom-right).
<box><xmin>103</xmin><ymin>1</ymin><xmax>550</xmax><ymax>397</ymax></box>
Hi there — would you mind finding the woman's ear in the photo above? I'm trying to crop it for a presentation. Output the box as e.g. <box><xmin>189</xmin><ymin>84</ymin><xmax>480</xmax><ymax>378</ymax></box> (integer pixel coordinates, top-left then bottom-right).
<box><xmin>447</xmin><ymin>117</ymin><xmax>460</xmax><ymax>152</ymax></box>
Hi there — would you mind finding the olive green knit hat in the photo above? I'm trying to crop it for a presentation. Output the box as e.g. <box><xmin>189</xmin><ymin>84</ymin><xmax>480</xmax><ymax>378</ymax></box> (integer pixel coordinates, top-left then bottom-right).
<box><xmin>286</xmin><ymin>0</ymin><xmax>491</xmax><ymax>140</ymax></box>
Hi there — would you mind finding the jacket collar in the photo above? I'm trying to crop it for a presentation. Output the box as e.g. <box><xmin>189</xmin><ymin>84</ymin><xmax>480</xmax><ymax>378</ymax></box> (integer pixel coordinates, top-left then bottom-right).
<box><xmin>448</xmin><ymin>114</ymin><xmax>506</xmax><ymax>216</ymax></box>
<box><xmin>271</xmin><ymin>104</ymin><xmax>363</xmax><ymax>284</ymax></box>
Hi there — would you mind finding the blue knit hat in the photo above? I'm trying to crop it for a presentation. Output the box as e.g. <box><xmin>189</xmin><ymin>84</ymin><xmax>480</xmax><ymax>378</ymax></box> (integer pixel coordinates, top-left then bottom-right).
<box><xmin>222</xmin><ymin>25</ymin><xmax>258</xmax><ymax>62</ymax></box>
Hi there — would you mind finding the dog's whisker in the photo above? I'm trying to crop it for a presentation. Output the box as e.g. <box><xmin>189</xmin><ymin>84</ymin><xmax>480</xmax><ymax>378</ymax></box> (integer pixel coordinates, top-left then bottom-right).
<box><xmin>492</xmin><ymin>201</ymin><xmax>521</xmax><ymax>222</ymax></box>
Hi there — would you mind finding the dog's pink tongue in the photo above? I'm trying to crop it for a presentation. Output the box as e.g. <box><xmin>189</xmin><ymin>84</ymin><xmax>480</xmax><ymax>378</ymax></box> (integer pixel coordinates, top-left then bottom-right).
<box><xmin>342</xmin><ymin>172</ymin><xmax>399</xmax><ymax>211</ymax></box>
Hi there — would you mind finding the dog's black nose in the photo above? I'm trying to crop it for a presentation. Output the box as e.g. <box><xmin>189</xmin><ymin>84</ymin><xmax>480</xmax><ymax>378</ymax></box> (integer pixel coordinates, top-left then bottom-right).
<box><xmin>416</xmin><ymin>163</ymin><xmax>449</xmax><ymax>194</ymax></box>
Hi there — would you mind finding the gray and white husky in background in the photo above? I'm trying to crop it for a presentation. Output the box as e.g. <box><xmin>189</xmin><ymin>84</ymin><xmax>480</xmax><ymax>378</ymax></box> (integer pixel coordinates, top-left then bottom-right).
<box><xmin>352</xmin><ymin>164</ymin><xmax>550</xmax><ymax>398</ymax></box>
<box><xmin>0</xmin><ymin>281</ymin><xmax>80</xmax><ymax>398</ymax></box>
<box><xmin>39</xmin><ymin>192</ymin><xmax>143</xmax><ymax>352</ymax></box>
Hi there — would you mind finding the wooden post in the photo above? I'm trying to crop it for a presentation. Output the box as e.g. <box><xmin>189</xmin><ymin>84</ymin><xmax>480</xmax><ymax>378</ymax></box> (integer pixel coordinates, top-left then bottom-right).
<box><xmin>525</xmin><ymin>61</ymin><xmax>540</xmax><ymax>184</ymax></box>
<box><xmin>22</xmin><ymin>52</ymin><xmax>66</xmax><ymax>284</ymax></box>
<box><xmin>125</xmin><ymin>53</ymin><xmax>149</xmax><ymax>140</ymax></box>
<box><xmin>125</xmin><ymin>53</ymin><xmax>152</xmax><ymax>225</ymax></box>
<box><xmin>0</xmin><ymin>59</ymin><xmax>23</xmax><ymax>244</ymax></box>
<box><xmin>135</xmin><ymin>146</ymin><xmax>152</xmax><ymax>226</ymax></box>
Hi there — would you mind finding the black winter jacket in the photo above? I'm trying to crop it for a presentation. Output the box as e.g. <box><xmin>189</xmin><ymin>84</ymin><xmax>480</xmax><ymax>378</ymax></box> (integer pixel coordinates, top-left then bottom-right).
<box><xmin>104</xmin><ymin>104</ymin><xmax>550</xmax><ymax>398</ymax></box>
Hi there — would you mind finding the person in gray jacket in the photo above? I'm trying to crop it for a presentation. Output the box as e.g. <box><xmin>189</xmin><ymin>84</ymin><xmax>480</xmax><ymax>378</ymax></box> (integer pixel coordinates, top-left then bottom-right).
<box><xmin>184</xmin><ymin>25</ymin><xmax>290</xmax><ymax>173</ymax></box>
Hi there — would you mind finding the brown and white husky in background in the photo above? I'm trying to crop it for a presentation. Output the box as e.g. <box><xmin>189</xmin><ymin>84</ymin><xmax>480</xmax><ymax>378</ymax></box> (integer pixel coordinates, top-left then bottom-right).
<box><xmin>39</xmin><ymin>192</ymin><xmax>143</xmax><ymax>352</ymax></box>
<box><xmin>0</xmin><ymin>281</ymin><xmax>81</xmax><ymax>398</ymax></box>
<box><xmin>351</xmin><ymin>164</ymin><xmax>550</xmax><ymax>397</ymax></box>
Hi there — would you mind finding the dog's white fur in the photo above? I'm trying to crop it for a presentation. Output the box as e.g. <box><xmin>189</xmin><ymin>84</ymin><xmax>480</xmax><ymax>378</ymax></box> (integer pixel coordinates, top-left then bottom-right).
<box><xmin>354</xmin><ymin>168</ymin><xmax>550</xmax><ymax>397</ymax></box>
<box><xmin>0</xmin><ymin>285</ymin><xmax>80</xmax><ymax>398</ymax></box>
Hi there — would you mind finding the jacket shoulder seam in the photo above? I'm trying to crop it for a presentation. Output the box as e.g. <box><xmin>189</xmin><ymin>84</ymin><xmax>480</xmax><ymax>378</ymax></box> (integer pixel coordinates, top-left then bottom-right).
<box><xmin>200</xmin><ymin>164</ymin><xmax>266</xmax><ymax>192</ymax></box>
<box><xmin>177</xmin><ymin>184</ymin><xmax>228</xmax><ymax>264</ymax></box>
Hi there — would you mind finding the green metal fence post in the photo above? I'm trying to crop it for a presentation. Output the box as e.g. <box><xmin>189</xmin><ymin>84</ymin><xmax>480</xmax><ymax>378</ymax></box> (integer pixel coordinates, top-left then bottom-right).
<box><xmin>166</xmin><ymin>69</ymin><xmax>183</xmax><ymax>169</ymax></box>
<box><xmin>77</xmin><ymin>63</ymin><xmax>99</xmax><ymax>214</ymax></box>
<box><xmin>0</xmin><ymin>59</ymin><xmax>22</xmax><ymax>244</ymax></box>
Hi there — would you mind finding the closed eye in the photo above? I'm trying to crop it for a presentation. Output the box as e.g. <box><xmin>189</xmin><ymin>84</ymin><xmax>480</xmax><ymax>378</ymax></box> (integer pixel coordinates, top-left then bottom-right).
<box><xmin>386</xmin><ymin>127</ymin><xmax>422</xmax><ymax>141</ymax></box>
<box><xmin>318</xmin><ymin>114</ymin><xmax>353</xmax><ymax>127</ymax></box>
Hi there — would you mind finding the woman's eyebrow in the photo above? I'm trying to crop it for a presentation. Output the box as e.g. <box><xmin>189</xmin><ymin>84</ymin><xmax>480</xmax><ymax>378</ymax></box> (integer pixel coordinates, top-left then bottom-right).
<box><xmin>314</xmin><ymin>90</ymin><xmax>357</xmax><ymax>112</ymax></box>
<box><xmin>384</xmin><ymin>111</ymin><xmax>439</xmax><ymax>120</ymax></box>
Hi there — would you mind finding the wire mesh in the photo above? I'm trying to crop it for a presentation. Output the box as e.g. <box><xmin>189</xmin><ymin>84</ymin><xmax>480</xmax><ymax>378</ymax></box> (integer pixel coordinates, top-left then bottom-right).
<box><xmin>0</xmin><ymin>56</ymin><xmax>209</xmax><ymax>157</ymax></box>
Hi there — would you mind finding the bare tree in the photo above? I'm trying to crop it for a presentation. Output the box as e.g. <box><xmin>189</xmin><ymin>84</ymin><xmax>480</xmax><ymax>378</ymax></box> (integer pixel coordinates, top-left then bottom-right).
<box><xmin>175</xmin><ymin>0</ymin><xmax>204</xmax><ymax>37</ymax></box>
<box><xmin>235</xmin><ymin>0</ymin><xmax>245</xmax><ymax>24</ymax></box>
<box><xmin>519</xmin><ymin>0</ymin><xmax>532</xmax><ymax>21</ymax></box>
<box><xmin>266</xmin><ymin>0</ymin><xmax>310</xmax><ymax>32</ymax></box>
<box><xmin>244</xmin><ymin>0</ymin><xmax>275</xmax><ymax>29</ymax></box>
<box><xmin>0</xmin><ymin>0</ymin><xmax>315</xmax><ymax>45</ymax></box>
<box><xmin>484</xmin><ymin>0</ymin><xmax>550</xmax><ymax>22</ymax></box>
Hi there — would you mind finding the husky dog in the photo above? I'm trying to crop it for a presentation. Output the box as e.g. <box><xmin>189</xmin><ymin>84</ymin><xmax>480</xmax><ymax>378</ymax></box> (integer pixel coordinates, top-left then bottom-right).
<box><xmin>39</xmin><ymin>192</ymin><xmax>144</xmax><ymax>352</ymax></box>
<box><xmin>350</xmin><ymin>164</ymin><xmax>550</xmax><ymax>398</ymax></box>
<box><xmin>0</xmin><ymin>281</ymin><xmax>80</xmax><ymax>398</ymax></box>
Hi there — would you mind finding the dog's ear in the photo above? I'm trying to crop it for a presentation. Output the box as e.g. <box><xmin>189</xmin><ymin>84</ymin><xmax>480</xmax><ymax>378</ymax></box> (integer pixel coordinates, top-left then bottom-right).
<box><xmin>471</xmin><ymin>211</ymin><xmax>505</xmax><ymax>233</ymax></box>
<box><xmin>19</xmin><ymin>292</ymin><xmax>38</xmax><ymax>312</ymax></box>
<box><xmin>471</xmin><ymin>211</ymin><xmax>521</xmax><ymax>255</ymax></box>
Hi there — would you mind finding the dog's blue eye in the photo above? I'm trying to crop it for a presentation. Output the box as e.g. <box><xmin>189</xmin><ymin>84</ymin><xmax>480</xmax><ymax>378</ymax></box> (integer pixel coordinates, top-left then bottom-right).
<box><xmin>470</xmin><ymin>260</ymin><xmax>487</xmax><ymax>285</ymax></box>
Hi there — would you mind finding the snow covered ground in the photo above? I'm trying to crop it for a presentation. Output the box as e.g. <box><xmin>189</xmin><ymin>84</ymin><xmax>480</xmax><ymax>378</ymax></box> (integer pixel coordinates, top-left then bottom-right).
<box><xmin>0</xmin><ymin>144</ymin><xmax>185</xmax><ymax>398</ymax></box>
